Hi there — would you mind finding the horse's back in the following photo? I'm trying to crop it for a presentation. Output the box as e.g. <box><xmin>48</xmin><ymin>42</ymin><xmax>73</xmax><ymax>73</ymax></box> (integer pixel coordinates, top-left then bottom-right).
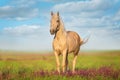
<box><xmin>66</xmin><ymin>31</ymin><xmax>81</xmax><ymax>53</ymax></box>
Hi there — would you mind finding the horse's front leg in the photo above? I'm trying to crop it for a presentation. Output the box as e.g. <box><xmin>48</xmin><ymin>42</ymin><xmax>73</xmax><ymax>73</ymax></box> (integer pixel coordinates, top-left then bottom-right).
<box><xmin>54</xmin><ymin>51</ymin><xmax>60</xmax><ymax>73</ymax></box>
<box><xmin>62</xmin><ymin>49</ymin><xmax>68</xmax><ymax>73</ymax></box>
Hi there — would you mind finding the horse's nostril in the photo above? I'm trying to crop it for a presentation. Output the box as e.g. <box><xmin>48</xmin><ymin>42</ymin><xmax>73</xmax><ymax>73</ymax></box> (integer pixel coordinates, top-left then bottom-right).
<box><xmin>50</xmin><ymin>29</ymin><xmax>54</xmax><ymax>35</ymax></box>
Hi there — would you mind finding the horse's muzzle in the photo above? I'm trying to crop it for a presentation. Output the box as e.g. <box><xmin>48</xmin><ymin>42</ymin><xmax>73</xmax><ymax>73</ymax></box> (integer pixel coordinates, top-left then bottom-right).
<box><xmin>50</xmin><ymin>29</ymin><xmax>54</xmax><ymax>35</ymax></box>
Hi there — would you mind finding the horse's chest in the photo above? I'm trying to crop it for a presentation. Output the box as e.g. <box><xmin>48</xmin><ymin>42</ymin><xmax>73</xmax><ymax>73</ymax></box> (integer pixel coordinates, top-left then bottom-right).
<box><xmin>53</xmin><ymin>38</ymin><xmax>67</xmax><ymax>51</ymax></box>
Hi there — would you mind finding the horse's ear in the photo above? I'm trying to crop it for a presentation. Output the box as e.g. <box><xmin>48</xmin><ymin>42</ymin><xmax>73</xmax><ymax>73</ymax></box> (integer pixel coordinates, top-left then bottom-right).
<box><xmin>51</xmin><ymin>11</ymin><xmax>53</xmax><ymax>16</ymax></box>
<box><xmin>57</xmin><ymin>12</ymin><xmax>59</xmax><ymax>16</ymax></box>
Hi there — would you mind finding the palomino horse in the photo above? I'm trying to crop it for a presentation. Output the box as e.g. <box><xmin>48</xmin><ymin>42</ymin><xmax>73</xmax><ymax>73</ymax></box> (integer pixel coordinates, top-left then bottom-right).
<box><xmin>50</xmin><ymin>12</ymin><xmax>88</xmax><ymax>73</ymax></box>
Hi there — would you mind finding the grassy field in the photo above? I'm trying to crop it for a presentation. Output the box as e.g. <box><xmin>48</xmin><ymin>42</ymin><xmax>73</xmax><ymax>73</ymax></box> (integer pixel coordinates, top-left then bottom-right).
<box><xmin>0</xmin><ymin>50</ymin><xmax>120</xmax><ymax>80</ymax></box>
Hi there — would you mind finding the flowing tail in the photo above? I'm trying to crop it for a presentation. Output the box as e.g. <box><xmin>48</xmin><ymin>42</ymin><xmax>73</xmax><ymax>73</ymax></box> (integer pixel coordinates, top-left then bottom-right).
<box><xmin>80</xmin><ymin>34</ymin><xmax>90</xmax><ymax>46</ymax></box>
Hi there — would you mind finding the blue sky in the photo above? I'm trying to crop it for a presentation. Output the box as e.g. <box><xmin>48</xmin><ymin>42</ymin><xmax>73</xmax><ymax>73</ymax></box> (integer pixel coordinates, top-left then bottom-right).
<box><xmin>0</xmin><ymin>0</ymin><xmax>120</xmax><ymax>51</ymax></box>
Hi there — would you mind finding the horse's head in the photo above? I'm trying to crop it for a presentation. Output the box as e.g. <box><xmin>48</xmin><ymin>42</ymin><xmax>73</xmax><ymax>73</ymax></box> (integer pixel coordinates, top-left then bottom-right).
<box><xmin>50</xmin><ymin>11</ymin><xmax>60</xmax><ymax>35</ymax></box>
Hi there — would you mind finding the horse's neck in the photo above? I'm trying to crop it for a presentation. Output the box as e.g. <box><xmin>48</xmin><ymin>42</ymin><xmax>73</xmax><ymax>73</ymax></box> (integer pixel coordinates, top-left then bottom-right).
<box><xmin>55</xmin><ymin>20</ymin><xmax>66</xmax><ymax>39</ymax></box>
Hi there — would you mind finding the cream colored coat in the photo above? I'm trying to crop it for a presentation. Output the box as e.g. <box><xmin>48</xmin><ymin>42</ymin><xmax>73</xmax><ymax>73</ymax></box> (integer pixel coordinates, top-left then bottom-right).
<box><xmin>50</xmin><ymin>12</ymin><xmax>86</xmax><ymax>73</ymax></box>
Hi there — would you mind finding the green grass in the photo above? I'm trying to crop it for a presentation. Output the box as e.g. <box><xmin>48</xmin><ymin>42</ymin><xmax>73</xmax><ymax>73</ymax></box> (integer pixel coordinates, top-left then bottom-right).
<box><xmin>0</xmin><ymin>50</ymin><xmax>120</xmax><ymax>80</ymax></box>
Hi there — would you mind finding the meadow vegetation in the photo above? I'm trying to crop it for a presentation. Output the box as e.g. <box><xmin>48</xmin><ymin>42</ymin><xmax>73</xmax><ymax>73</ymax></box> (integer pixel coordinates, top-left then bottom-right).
<box><xmin>0</xmin><ymin>50</ymin><xmax>120</xmax><ymax>80</ymax></box>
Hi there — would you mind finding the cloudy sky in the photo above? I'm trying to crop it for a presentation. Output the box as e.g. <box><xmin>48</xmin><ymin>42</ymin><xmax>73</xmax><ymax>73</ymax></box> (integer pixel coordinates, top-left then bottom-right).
<box><xmin>0</xmin><ymin>0</ymin><xmax>120</xmax><ymax>51</ymax></box>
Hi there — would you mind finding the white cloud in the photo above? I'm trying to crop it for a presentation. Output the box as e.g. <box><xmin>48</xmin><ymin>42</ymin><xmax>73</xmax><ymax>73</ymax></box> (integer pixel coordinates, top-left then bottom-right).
<box><xmin>63</xmin><ymin>15</ymin><xmax>113</xmax><ymax>29</ymax></box>
<box><xmin>0</xmin><ymin>6</ymin><xmax>11</xmax><ymax>10</ymax></box>
<box><xmin>3</xmin><ymin>25</ymin><xmax>45</xmax><ymax>36</ymax></box>
<box><xmin>113</xmin><ymin>9</ymin><xmax>120</xmax><ymax>21</ymax></box>
<box><xmin>0</xmin><ymin>6</ymin><xmax>39</xmax><ymax>20</ymax></box>
<box><xmin>11</xmin><ymin>0</ymin><xmax>40</xmax><ymax>7</ymax></box>
<box><xmin>52</xmin><ymin>0</ymin><xmax>118</xmax><ymax>13</ymax></box>
<box><xmin>51</xmin><ymin>0</ymin><xmax>119</xmax><ymax>29</ymax></box>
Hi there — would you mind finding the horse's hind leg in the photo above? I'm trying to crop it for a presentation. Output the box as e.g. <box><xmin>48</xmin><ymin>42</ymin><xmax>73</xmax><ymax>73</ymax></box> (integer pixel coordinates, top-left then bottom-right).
<box><xmin>72</xmin><ymin>54</ymin><xmax>78</xmax><ymax>73</ymax></box>
<box><xmin>54</xmin><ymin>51</ymin><xmax>60</xmax><ymax>73</ymax></box>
